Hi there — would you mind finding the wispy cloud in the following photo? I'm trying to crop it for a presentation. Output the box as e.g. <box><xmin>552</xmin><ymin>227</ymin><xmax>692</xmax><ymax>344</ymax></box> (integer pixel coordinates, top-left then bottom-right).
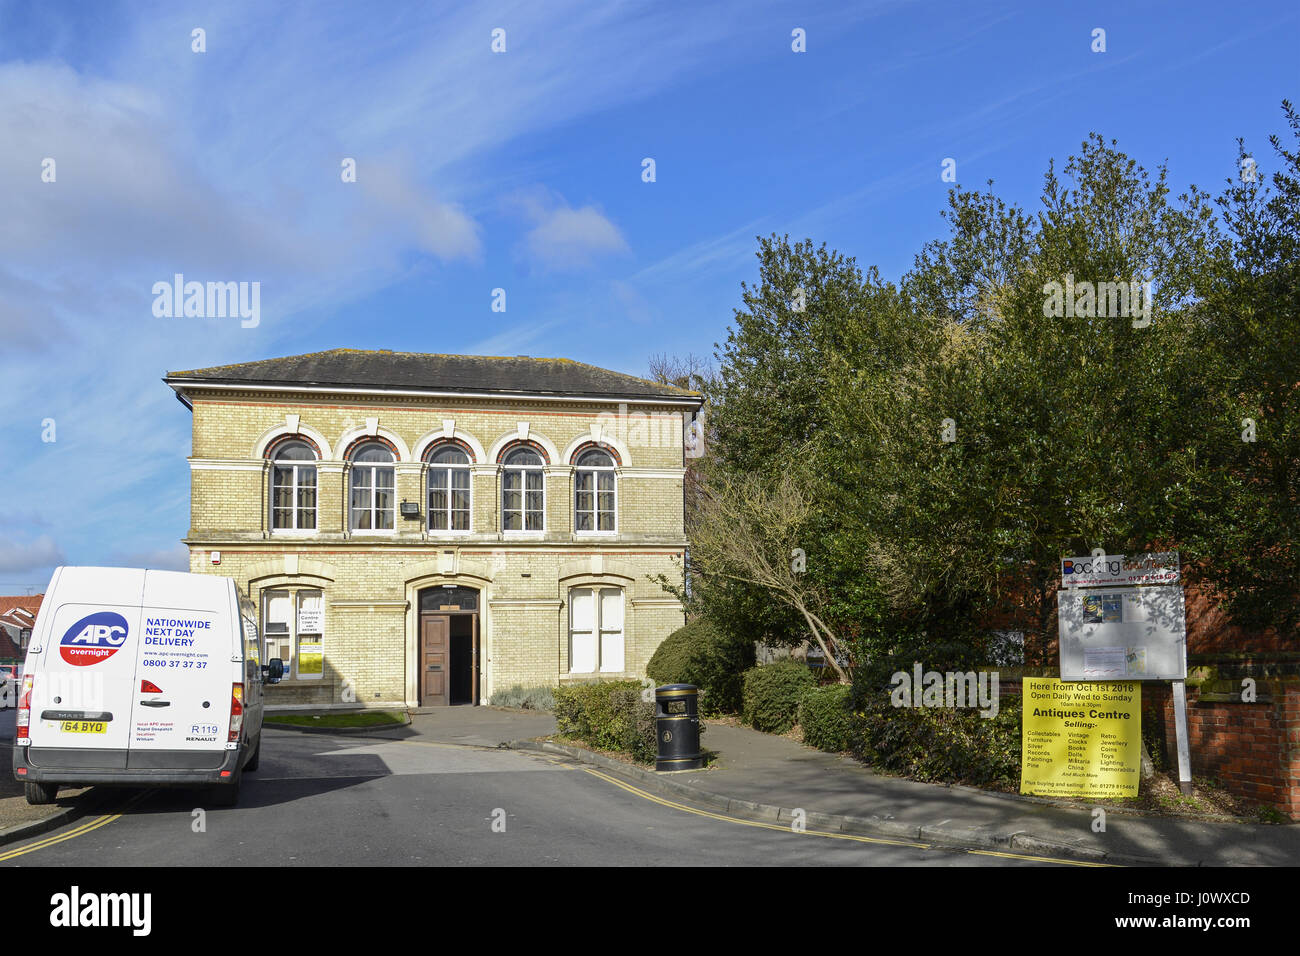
<box><xmin>507</xmin><ymin>188</ymin><xmax>628</xmax><ymax>272</ymax></box>
<box><xmin>0</xmin><ymin>535</ymin><xmax>64</xmax><ymax>575</ymax></box>
<box><xmin>107</xmin><ymin>542</ymin><xmax>190</xmax><ymax>572</ymax></box>
<box><xmin>465</xmin><ymin>317</ymin><xmax>568</xmax><ymax>356</ymax></box>
<box><xmin>357</xmin><ymin>156</ymin><xmax>483</xmax><ymax>263</ymax></box>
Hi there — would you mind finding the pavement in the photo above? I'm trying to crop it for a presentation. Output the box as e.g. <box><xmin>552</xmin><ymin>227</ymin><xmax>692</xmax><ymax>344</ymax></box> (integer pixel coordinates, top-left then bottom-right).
<box><xmin>530</xmin><ymin>722</ymin><xmax>1300</xmax><ymax>866</ymax></box>
<box><xmin>277</xmin><ymin>705</ymin><xmax>1300</xmax><ymax>865</ymax></box>
<box><xmin>0</xmin><ymin>708</ymin><xmax>99</xmax><ymax>844</ymax></box>
<box><xmin>496</xmin><ymin>707</ymin><xmax>1294</xmax><ymax>867</ymax></box>
<box><xmin>3</xmin><ymin>704</ymin><xmax>1296</xmax><ymax>865</ymax></box>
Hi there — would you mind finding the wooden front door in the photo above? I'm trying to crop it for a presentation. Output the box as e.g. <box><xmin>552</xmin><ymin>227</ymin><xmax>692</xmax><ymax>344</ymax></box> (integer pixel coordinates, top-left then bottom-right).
<box><xmin>420</xmin><ymin>614</ymin><xmax>450</xmax><ymax>706</ymax></box>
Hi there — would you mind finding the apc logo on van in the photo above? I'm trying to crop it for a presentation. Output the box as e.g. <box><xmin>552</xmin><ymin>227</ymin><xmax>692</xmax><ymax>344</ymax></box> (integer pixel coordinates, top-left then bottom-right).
<box><xmin>59</xmin><ymin>613</ymin><xmax>130</xmax><ymax>666</ymax></box>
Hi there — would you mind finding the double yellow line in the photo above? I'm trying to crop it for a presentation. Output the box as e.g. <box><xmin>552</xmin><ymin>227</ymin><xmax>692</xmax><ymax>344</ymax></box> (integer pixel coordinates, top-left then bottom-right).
<box><xmin>0</xmin><ymin>792</ymin><xmax>147</xmax><ymax>863</ymax></box>
<box><xmin>579</xmin><ymin>766</ymin><xmax>1114</xmax><ymax>867</ymax></box>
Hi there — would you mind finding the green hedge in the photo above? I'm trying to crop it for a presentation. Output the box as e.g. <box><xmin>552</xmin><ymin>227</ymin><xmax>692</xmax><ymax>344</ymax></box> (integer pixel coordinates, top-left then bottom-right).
<box><xmin>553</xmin><ymin>680</ymin><xmax>656</xmax><ymax>763</ymax></box>
<box><xmin>851</xmin><ymin>693</ymin><xmax>1021</xmax><ymax>787</ymax></box>
<box><xmin>741</xmin><ymin>660</ymin><xmax>817</xmax><ymax>734</ymax></box>
<box><xmin>798</xmin><ymin>683</ymin><xmax>853</xmax><ymax>752</ymax></box>
<box><xmin>646</xmin><ymin>617</ymin><xmax>755</xmax><ymax>716</ymax></box>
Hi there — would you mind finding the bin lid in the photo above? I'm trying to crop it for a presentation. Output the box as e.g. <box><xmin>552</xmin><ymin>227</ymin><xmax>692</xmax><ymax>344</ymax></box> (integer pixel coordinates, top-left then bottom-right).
<box><xmin>655</xmin><ymin>684</ymin><xmax>698</xmax><ymax>697</ymax></box>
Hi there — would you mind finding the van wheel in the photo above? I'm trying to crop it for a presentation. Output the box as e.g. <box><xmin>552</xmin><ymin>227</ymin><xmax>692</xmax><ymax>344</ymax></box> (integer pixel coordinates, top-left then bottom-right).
<box><xmin>208</xmin><ymin>779</ymin><xmax>241</xmax><ymax>807</ymax></box>
<box><xmin>244</xmin><ymin>738</ymin><xmax>261</xmax><ymax>772</ymax></box>
<box><xmin>25</xmin><ymin>781</ymin><xmax>59</xmax><ymax>805</ymax></box>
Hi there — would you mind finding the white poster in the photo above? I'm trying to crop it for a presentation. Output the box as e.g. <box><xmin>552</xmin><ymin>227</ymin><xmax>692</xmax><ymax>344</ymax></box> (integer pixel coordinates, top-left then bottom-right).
<box><xmin>297</xmin><ymin>594</ymin><xmax>324</xmax><ymax>634</ymax></box>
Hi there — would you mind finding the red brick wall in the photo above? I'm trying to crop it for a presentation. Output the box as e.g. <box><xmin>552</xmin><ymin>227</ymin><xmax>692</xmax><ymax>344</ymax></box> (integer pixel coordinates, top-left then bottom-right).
<box><xmin>1144</xmin><ymin>681</ymin><xmax>1300</xmax><ymax>818</ymax></box>
<box><xmin>1000</xmin><ymin>675</ymin><xmax>1299</xmax><ymax>818</ymax></box>
<box><xmin>1183</xmin><ymin>585</ymin><xmax>1286</xmax><ymax>653</ymax></box>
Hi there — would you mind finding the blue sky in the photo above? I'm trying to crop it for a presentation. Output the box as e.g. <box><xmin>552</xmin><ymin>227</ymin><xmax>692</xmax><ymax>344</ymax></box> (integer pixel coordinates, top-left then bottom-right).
<box><xmin>0</xmin><ymin>0</ymin><xmax>1295</xmax><ymax>592</ymax></box>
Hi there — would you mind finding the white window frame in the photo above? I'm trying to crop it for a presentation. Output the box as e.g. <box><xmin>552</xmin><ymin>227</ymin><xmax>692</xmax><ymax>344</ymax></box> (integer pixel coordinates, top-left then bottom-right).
<box><xmin>573</xmin><ymin>449</ymin><xmax>617</xmax><ymax>535</ymax></box>
<box><xmin>426</xmin><ymin>445</ymin><xmax>473</xmax><ymax>534</ymax></box>
<box><xmin>269</xmin><ymin>442</ymin><xmax>319</xmax><ymax>533</ymax></box>
<box><xmin>295</xmin><ymin>591</ymin><xmax>325</xmax><ymax>680</ymax></box>
<box><xmin>501</xmin><ymin>447</ymin><xmax>546</xmax><ymax>534</ymax></box>
<box><xmin>349</xmin><ymin>443</ymin><xmax>397</xmax><ymax>534</ymax></box>
<box><xmin>260</xmin><ymin>588</ymin><xmax>325</xmax><ymax>681</ymax></box>
<box><xmin>568</xmin><ymin>587</ymin><xmax>626</xmax><ymax>675</ymax></box>
<box><xmin>261</xmin><ymin>590</ymin><xmax>295</xmax><ymax>679</ymax></box>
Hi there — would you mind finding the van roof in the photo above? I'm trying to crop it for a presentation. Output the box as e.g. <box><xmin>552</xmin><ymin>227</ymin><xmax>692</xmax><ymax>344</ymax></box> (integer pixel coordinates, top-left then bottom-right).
<box><xmin>48</xmin><ymin>567</ymin><xmax>235</xmax><ymax>610</ymax></box>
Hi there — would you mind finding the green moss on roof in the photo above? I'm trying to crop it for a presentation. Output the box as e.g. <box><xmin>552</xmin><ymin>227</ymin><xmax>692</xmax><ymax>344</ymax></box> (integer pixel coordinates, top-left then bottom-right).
<box><xmin>166</xmin><ymin>349</ymin><xmax>700</xmax><ymax>401</ymax></box>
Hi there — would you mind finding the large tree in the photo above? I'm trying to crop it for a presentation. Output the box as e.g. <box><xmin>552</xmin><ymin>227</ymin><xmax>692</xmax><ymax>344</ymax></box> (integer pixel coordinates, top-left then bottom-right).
<box><xmin>693</xmin><ymin>108</ymin><xmax>1300</xmax><ymax>686</ymax></box>
<box><xmin>825</xmin><ymin>134</ymin><xmax>1231</xmax><ymax>665</ymax></box>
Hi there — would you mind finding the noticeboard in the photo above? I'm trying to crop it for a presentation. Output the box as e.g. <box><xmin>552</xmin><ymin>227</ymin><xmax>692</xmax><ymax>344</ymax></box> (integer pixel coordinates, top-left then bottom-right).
<box><xmin>1058</xmin><ymin>585</ymin><xmax>1186</xmax><ymax>681</ymax></box>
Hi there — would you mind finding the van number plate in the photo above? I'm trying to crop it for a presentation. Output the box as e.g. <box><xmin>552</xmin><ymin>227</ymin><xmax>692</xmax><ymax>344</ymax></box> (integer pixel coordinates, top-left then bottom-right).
<box><xmin>60</xmin><ymin>721</ymin><xmax>107</xmax><ymax>734</ymax></box>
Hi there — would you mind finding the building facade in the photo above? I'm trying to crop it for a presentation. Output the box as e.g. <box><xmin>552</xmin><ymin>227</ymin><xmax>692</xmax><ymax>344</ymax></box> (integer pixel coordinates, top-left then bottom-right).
<box><xmin>0</xmin><ymin>595</ymin><xmax>41</xmax><ymax>660</ymax></box>
<box><xmin>167</xmin><ymin>350</ymin><xmax>701</xmax><ymax>710</ymax></box>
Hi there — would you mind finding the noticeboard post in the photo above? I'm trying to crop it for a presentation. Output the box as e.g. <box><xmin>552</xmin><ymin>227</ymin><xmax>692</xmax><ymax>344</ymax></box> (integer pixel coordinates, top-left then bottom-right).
<box><xmin>1056</xmin><ymin>552</ymin><xmax>1193</xmax><ymax>795</ymax></box>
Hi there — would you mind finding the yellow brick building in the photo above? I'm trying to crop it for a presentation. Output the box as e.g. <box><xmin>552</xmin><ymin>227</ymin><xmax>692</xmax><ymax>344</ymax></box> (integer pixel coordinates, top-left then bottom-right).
<box><xmin>165</xmin><ymin>350</ymin><xmax>702</xmax><ymax>710</ymax></box>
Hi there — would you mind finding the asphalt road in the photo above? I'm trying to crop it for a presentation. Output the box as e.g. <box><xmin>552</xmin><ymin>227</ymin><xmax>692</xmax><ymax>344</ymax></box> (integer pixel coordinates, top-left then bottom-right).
<box><xmin>0</xmin><ymin>727</ymin><xmax>1077</xmax><ymax>866</ymax></box>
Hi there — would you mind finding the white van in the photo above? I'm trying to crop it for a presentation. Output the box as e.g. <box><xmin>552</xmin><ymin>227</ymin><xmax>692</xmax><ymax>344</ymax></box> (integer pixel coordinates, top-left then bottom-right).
<box><xmin>13</xmin><ymin>567</ymin><xmax>282</xmax><ymax>806</ymax></box>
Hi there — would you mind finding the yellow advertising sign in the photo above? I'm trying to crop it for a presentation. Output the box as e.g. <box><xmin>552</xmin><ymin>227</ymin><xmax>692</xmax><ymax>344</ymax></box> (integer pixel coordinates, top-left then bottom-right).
<box><xmin>298</xmin><ymin>642</ymin><xmax>323</xmax><ymax>676</ymax></box>
<box><xmin>1021</xmin><ymin>678</ymin><xmax>1141</xmax><ymax>798</ymax></box>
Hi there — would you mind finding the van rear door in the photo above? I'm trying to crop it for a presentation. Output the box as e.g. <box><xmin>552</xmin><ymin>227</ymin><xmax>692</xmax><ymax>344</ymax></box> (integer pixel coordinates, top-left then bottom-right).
<box><xmin>125</xmin><ymin>571</ymin><xmax>239</xmax><ymax>770</ymax></box>
<box><xmin>24</xmin><ymin>567</ymin><xmax>147</xmax><ymax>769</ymax></box>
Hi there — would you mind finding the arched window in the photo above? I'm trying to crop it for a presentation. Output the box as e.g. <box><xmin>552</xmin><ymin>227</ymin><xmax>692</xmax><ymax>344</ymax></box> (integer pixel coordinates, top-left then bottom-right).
<box><xmin>501</xmin><ymin>445</ymin><xmax>545</xmax><ymax>532</ymax></box>
<box><xmin>350</xmin><ymin>441</ymin><xmax>396</xmax><ymax>531</ymax></box>
<box><xmin>426</xmin><ymin>443</ymin><xmax>472</xmax><ymax>532</ymax></box>
<box><xmin>269</xmin><ymin>439</ymin><xmax>318</xmax><ymax>531</ymax></box>
<box><xmin>574</xmin><ymin>447</ymin><xmax>616</xmax><ymax>532</ymax></box>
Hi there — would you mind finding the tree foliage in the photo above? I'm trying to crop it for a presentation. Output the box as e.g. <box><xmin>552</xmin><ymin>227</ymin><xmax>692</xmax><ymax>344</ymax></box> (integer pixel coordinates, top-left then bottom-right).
<box><xmin>687</xmin><ymin>104</ymin><xmax>1300</xmax><ymax>676</ymax></box>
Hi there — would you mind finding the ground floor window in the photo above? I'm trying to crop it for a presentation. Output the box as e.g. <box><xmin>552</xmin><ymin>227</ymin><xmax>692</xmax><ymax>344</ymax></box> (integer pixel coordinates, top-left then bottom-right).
<box><xmin>261</xmin><ymin>588</ymin><xmax>325</xmax><ymax>680</ymax></box>
<box><xmin>569</xmin><ymin>587</ymin><xmax>624</xmax><ymax>674</ymax></box>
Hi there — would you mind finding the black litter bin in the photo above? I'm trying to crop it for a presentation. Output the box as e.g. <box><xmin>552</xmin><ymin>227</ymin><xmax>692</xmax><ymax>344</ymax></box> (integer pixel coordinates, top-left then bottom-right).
<box><xmin>655</xmin><ymin>684</ymin><xmax>702</xmax><ymax>771</ymax></box>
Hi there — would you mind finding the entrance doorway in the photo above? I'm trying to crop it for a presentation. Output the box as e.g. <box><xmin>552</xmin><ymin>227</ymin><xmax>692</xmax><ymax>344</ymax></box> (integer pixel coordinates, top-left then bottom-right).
<box><xmin>418</xmin><ymin>586</ymin><xmax>479</xmax><ymax>706</ymax></box>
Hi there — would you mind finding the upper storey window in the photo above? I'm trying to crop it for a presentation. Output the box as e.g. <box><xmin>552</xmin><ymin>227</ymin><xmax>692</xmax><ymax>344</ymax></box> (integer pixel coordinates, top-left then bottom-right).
<box><xmin>574</xmin><ymin>447</ymin><xmax>616</xmax><ymax>532</ymax></box>
<box><xmin>501</xmin><ymin>445</ymin><xmax>545</xmax><ymax>532</ymax></box>
<box><xmin>426</xmin><ymin>443</ymin><xmax>472</xmax><ymax>532</ymax></box>
<box><xmin>350</xmin><ymin>441</ymin><xmax>396</xmax><ymax>531</ymax></box>
<box><xmin>269</xmin><ymin>439</ymin><xmax>318</xmax><ymax>531</ymax></box>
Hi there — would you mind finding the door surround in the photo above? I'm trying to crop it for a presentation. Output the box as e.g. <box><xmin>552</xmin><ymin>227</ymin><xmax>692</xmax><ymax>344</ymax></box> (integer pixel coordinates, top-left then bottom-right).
<box><xmin>403</xmin><ymin>568</ymin><xmax>493</xmax><ymax>707</ymax></box>
<box><xmin>415</xmin><ymin>584</ymin><xmax>480</xmax><ymax>706</ymax></box>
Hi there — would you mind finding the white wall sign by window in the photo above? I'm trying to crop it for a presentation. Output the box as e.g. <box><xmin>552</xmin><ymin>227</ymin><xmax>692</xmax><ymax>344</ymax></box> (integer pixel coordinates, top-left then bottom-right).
<box><xmin>297</xmin><ymin>603</ymin><xmax>324</xmax><ymax>633</ymax></box>
<box><xmin>1058</xmin><ymin>585</ymin><xmax>1186</xmax><ymax>680</ymax></box>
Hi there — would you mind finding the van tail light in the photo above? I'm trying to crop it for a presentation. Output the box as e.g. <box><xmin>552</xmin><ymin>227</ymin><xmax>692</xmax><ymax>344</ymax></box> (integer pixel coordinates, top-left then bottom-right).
<box><xmin>141</xmin><ymin>679</ymin><xmax>164</xmax><ymax>694</ymax></box>
<box><xmin>16</xmin><ymin>675</ymin><xmax>34</xmax><ymax>739</ymax></box>
<box><xmin>228</xmin><ymin>683</ymin><xmax>244</xmax><ymax>742</ymax></box>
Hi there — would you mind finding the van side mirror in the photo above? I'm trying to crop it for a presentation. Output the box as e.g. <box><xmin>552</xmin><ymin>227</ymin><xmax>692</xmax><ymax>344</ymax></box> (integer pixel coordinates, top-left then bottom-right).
<box><xmin>263</xmin><ymin>658</ymin><xmax>285</xmax><ymax>683</ymax></box>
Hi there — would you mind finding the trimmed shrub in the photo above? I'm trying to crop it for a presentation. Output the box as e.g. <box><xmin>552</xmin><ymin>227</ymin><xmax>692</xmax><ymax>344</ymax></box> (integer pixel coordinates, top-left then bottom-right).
<box><xmin>798</xmin><ymin>683</ymin><xmax>853</xmax><ymax>752</ymax></box>
<box><xmin>851</xmin><ymin>693</ymin><xmax>1022</xmax><ymax>787</ymax></box>
<box><xmin>488</xmin><ymin>684</ymin><xmax>555</xmax><ymax>711</ymax></box>
<box><xmin>741</xmin><ymin>660</ymin><xmax>817</xmax><ymax>734</ymax></box>
<box><xmin>646</xmin><ymin>617</ymin><xmax>755</xmax><ymax>716</ymax></box>
<box><xmin>553</xmin><ymin>680</ymin><xmax>656</xmax><ymax>763</ymax></box>
<box><xmin>646</xmin><ymin>627</ymin><xmax>693</xmax><ymax>686</ymax></box>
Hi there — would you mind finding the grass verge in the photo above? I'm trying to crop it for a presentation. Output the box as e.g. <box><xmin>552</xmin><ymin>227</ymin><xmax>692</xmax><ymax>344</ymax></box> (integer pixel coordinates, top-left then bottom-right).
<box><xmin>265</xmin><ymin>710</ymin><xmax>408</xmax><ymax>728</ymax></box>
